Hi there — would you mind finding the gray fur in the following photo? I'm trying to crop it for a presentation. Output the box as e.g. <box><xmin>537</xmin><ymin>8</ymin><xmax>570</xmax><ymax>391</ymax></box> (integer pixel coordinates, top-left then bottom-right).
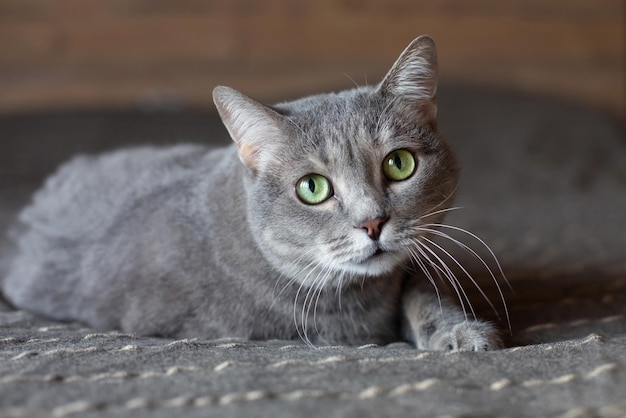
<box><xmin>2</xmin><ymin>36</ymin><xmax>500</xmax><ymax>350</ymax></box>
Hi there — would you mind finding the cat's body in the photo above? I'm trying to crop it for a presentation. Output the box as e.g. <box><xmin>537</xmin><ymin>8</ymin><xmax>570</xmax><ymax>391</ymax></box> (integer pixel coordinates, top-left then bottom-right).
<box><xmin>5</xmin><ymin>144</ymin><xmax>403</xmax><ymax>344</ymax></box>
<box><xmin>2</xmin><ymin>36</ymin><xmax>501</xmax><ymax>350</ymax></box>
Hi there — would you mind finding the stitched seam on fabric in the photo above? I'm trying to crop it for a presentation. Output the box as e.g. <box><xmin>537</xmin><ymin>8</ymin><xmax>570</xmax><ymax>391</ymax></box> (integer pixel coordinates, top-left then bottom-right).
<box><xmin>0</xmin><ymin>353</ymin><xmax>434</xmax><ymax>383</ymax></box>
<box><xmin>0</xmin><ymin>362</ymin><xmax>620</xmax><ymax>417</ymax></box>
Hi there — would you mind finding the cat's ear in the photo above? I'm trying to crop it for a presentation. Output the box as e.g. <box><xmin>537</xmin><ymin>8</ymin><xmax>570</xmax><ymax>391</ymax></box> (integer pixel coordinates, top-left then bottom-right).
<box><xmin>213</xmin><ymin>86</ymin><xmax>285</xmax><ymax>171</ymax></box>
<box><xmin>378</xmin><ymin>35</ymin><xmax>438</xmax><ymax>117</ymax></box>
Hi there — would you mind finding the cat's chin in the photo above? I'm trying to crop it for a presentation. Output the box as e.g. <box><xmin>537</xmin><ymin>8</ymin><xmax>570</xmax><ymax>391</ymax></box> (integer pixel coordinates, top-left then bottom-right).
<box><xmin>281</xmin><ymin>252</ymin><xmax>404</xmax><ymax>288</ymax></box>
<box><xmin>340</xmin><ymin>251</ymin><xmax>406</xmax><ymax>277</ymax></box>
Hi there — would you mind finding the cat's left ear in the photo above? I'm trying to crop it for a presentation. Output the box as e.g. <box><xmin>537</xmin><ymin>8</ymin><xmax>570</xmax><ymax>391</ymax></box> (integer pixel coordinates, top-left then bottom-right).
<box><xmin>213</xmin><ymin>86</ymin><xmax>285</xmax><ymax>171</ymax></box>
<box><xmin>378</xmin><ymin>35</ymin><xmax>438</xmax><ymax>118</ymax></box>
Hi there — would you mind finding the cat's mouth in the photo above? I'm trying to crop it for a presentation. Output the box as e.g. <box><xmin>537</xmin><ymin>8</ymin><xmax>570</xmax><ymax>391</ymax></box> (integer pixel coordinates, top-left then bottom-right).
<box><xmin>373</xmin><ymin>248</ymin><xmax>385</xmax><ymax>256</ymax></box>
<box><xmin>363</xmin><ymin>246</ymin><xmax>390</xmax><ymax>263</ymax></box>
<box><xmin>337</xmin><ymin>245</ymin><xmax>404</xmax><ymax>277</ymax></box>
<box><xmin>348</xmin><ymin>246</ymin><xmax>388</xmax><ymax>266</ymax></box>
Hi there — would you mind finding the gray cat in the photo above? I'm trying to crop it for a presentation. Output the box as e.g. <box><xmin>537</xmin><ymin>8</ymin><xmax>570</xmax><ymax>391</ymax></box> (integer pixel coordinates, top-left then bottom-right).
<box><xmin>2</xmin><ymin>36</ymin><xmax>502</xmax><ymax>350</ymax></box>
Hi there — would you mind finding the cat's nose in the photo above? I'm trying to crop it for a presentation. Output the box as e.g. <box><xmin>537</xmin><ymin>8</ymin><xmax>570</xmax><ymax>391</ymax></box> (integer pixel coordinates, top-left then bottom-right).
<box><xmin>358</xmin><ymin>217</ymin><xmax>389</xmax><ymax>241</ymax></box>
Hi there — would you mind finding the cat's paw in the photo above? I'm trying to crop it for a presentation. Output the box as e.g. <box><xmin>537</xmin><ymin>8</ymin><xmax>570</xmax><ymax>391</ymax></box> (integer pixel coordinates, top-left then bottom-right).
<box><xmin>429</xmin><ymin>321</ymin><xmax>501</xmax><ymax>352</ymax></box>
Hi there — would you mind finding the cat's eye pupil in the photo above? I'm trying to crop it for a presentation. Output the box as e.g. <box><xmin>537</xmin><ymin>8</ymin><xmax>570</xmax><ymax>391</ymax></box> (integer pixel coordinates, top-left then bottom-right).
<box><xmin>382</xmin><ymin>149</ymin><xmax>416</xmax><ymax>181</ymax></box>
<box><xmin>394</xmin><ymin>155</ymin><xmax>402</xmax><ymax>169</ymax></box>
<box><xmin>308</xmin><ymin>178</ymin><xmax>315</xmax><ymax>193</ymax></box>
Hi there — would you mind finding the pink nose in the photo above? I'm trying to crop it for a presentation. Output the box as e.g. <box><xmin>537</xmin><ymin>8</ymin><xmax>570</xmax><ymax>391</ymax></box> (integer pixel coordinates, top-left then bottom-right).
<box><xmin>359</xmin><ymin>217</ymin><xmax>388</xmax><ymax>241</ymax></box>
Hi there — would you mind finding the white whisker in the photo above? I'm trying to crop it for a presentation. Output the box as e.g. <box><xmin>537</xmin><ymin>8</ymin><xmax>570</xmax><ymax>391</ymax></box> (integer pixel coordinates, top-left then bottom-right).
<box><xmin>292</xmin><ymin>255</ymin><xmax>327</xmax><ymax>348</ymax></box>
<box><xmin>423</xmin><ymin>223</ymin><xmax>511</xmax><ymax>291</ymax></box>
<box><xmin>301</xmin><ymin>262</ymin><xmax>329</xmax><ymax>347</ymax></box>
<box><xmin>416</xmin><ymin>238</ymin><xmax>477</xmax><ymax>320</ymax></box>
<box><xmin>417</xmin><ymin>225</ymin><xmax>511</xmax><ymax>332</ymax></box>
<box><xmin>418</xmin><ymin>206</ymin><xmax>463</xmax><ymax>220</ymax></box>
<box><xmin>421</xmin><ymin>235</ymin><xmax>499</xmax><ymax>320</ymax></box>
<box><xmin>310</xmin><ymin>262</ymin><xmax>334</xmax><ymax>346</ymax></box>
<box><xmin>412</xmin><ymin>238</ymin><xmax>473</xmax><ymax>320</ymax></box>
<box><xmin>293</xmin><ymin>280</ymin><xmax>309</xmax><ymax>346</ymax></box>
<box><xmin>416</xmin><ymin>183</ymin><xmax>460</xmax><ymax>220</ymax></box>
<box><xmin>343</xmin><ymin>72</ymin><xmax>360</xmax><ymax>89</ymax></box>
<box><xmin>271</xmin><ymin>246</ymin><xmax>318</xmax><ymax>295</ymax></box>
<box><xmin>407</xmin><ymin>246</ymin><xmax>443</xmax><ymax>314</ymax></box>
<box><xmin>271</xmin><ymin>247</ymin><xmax>319</xmax><ymax>313</ymax></box>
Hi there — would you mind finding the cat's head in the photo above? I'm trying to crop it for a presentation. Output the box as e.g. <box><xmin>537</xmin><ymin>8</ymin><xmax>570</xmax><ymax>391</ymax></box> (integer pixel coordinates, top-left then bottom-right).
<box><xmin>214</xmin><ymin>35</ymin><xmax>459</xmax><ymax>286</ymax></box>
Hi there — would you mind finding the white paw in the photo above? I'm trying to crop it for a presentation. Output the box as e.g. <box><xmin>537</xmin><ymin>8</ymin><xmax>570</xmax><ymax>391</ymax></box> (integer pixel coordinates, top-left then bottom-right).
<box><xmin>429</xmin><ymin>321</ymin><xmax>501</xmax><ymax>351</ymax></box>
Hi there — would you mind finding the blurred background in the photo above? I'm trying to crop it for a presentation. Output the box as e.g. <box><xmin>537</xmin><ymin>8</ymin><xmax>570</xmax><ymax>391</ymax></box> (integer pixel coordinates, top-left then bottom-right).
<box><xmin>0</xmin><ymin>0</ymin><xmax>624</xmax><ymax>117</ymax></box>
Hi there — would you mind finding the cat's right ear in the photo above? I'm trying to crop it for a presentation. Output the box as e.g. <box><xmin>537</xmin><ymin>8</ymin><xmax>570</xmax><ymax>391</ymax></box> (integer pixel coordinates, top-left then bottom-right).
<box><xmin>378</xmin><ymin>35</ymin><xmax>438</xmax><ymax>119</ymax></box>
<box><xmin>213</xmin><ymin>86</ymin><xmax>284</xmax><ymax>171</ymax></box>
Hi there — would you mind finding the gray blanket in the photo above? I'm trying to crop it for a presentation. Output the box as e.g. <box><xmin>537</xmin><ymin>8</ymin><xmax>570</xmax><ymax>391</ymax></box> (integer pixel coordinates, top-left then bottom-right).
<box><xmin>1</xmin><ymin>86</ymin><xmax>625</xmax><ymax>417</ymax></box>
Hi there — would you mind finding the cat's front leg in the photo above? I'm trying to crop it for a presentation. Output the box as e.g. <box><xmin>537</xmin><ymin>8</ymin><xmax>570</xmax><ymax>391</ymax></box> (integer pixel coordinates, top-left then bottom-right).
<box><xmin>401</xmin><ymin>278</ymin><xmax>501</xmax><ymax>351</ymax></box>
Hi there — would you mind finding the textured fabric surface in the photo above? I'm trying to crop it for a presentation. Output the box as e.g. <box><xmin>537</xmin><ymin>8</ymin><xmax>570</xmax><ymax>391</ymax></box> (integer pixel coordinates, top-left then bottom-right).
<box><xmin>1</xmin><ymin>86</ymin><xmax>625</xmax><ymax>417</ymax></box>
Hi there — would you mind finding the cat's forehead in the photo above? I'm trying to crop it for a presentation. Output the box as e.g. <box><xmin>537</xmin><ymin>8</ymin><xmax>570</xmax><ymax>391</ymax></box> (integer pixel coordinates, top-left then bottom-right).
<box><xmin>286</xmin><ymin>90</ymin><xmax>381</xmax><ymax>133</ymax></box>
<box><xmin>280</xmin><ymin>89</ymin><xmax>389</xmax><ymax>157</ymax></box>
<box><xmin>308</xmin><ymin>113</ymin><xmax>382</xmax><ymax>174</ymax></box>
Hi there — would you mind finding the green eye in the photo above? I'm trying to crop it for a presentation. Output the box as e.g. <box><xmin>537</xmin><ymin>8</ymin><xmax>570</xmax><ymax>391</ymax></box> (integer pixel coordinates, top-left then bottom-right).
<box><xmin>382</xmin><ymin>149</ymin><xmax>416</xmax><ymax>181</ymax></box>
<box><xmin>296</xmin><ymin>174</ymin><xmax>333</xmax><ymax>205</ymax></box>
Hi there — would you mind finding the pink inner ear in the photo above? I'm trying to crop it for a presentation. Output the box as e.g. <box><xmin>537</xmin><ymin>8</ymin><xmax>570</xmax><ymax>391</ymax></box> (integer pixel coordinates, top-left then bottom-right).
<box><xmin>238</xmin><ymin>143</ymin><xmax>259</xmax><ymax>168</ymax></box>
<box><xmin>213</xmin><ymin>86</ymin><xmax>286</xmax><ymax>172</ymax></box>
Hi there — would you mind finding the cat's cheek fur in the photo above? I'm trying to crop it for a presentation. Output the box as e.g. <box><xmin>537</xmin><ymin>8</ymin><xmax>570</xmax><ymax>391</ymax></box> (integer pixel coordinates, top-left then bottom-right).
<box><xmin>243</xmin><ymin>176</ymin><xmax>327</xmax><ymax>278</ymax></box>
